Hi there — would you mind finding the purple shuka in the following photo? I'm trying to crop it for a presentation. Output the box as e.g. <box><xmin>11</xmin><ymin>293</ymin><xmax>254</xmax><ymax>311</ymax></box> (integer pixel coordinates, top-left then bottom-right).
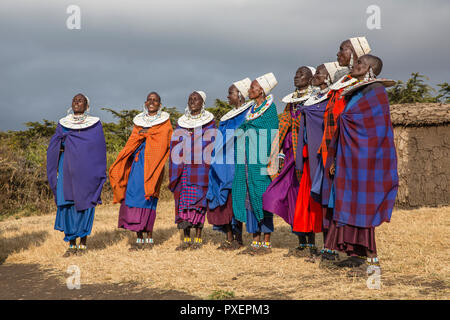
<box><xmin>295</xmin><ymin>99</ymin><xmax>328</xmax><ymax>181</ymax></box>
<box><xmin>47</xmin><ymin>122</ymin><xmax>107</xmax><ymax>211</ymax></box>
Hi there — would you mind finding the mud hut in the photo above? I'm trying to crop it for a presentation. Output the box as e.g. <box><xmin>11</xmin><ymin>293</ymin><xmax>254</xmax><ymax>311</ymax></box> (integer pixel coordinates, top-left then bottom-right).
<box><xmin>391</xmin><ymin>103</ymin><xmax>450</xmax><ymax>208</ymax></box>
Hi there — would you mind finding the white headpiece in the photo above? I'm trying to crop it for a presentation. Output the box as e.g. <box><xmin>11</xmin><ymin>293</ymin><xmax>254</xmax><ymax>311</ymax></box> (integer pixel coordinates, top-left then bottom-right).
<box><xmin>307</xmin><ymin>66</ymin><xmax>316</xmax><ymax>75</ymax></box>
<box><xmin>324</xmin><ymin>61</ymin><xmax>349</xmax><ymax>83</ymax></box>
<box><xmin>194</xmin><ymin>90</ymin><xmax>206</xmax><ymax>107</ymax></box>
<box><xmin>255</xmin><ymin>72</ymin><xmax>278</xmax><ymax>95</ymax></box>
<box><xmin>232</xmin><ymin>77</ymin><xmax>251</xmax><ymax>99</ymax></box>
<box><xmin>349</xmin><ymin>36</ymin><xmax>371</xmax><ymax>58</ymax></box>
<box><xmin>84</xmin><ymin>95</ymin><xmax>90</xmax><ymax>111</ymax></box>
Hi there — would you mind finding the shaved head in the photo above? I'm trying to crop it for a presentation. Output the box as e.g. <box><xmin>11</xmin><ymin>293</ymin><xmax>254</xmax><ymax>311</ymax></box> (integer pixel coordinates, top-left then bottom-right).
<box><xmin>361</xmin><ymin>54</ymin><xmax>383</xmax><ymax>76</ymax></box>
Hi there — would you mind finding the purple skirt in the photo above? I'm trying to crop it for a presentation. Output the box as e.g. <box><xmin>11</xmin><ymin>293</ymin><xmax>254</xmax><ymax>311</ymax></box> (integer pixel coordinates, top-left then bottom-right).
<box><xmin>118</xmin><ymin>201</ymin><xmax>157</xmax><ymax>232</ymax></box>
<box><xmin>325</xmin><ymin>220</ymin><xmax>377</xmax><ymax>257</ymax></box>
<box><xmin>263</xmin><ymin>131</ymin><xmax>299</xmax><ymax>225</ymax></box>
<box><xmin>176</xmin><ymin>209</ymin><xmax>206</xmax><ymax>228</ymax></box>
<box><xmin>207</xmin><ymin>193</ymin><xmax>234</xmax><ymax>226</ymax></box>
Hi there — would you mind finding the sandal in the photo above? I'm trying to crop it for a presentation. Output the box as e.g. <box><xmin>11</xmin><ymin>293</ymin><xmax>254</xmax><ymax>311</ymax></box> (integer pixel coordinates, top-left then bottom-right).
<box><xmin>62</xmin><ymin>245</ymin><xmax>77</xmax><ymax>257</ymax></box>
<box><xmin>284</xmin><ymin>245</ymin><xmax>308</xmax><ymax>258</ymax></box>
<box><xmin>217</xmin><ymin>240</ymin><xmax>233</xmax><ymax>251</ymax></box>
<box><xmin>190</xmin><ymin>238</ymin><xmax>203</xmax><ymax>250</ymax></box>
<box><xmin>319</xmin><ymin>249</ymin><xmax>341</xmax><ymax>270</ymax></box>
<box><xmin>238</xmin><ymin>242</ymin><xmax>261</xmax><ymax>256</ymax></box>
<box><xmin>175</xmin><ymin>238</ymin><xmax>192</xmax><ymax>251</ymax></box>
<box><xmin>305</xmin><ymin>245</ymin><xmax>321</xmax><ymax>263</ymax></box>
<box><xmin>144</xmin><ymin>238</ymin><xmax>155</xmax><ymax>250</ymax></box>
<box><xmin>76</xmin><ymin>244</ymin><xmax>88</xmax><ymax>256</ymax></box>
<box><xmin>259</xmin><ymin>242</ymin><xmax>272</xmax><ymax>255</ymax></box>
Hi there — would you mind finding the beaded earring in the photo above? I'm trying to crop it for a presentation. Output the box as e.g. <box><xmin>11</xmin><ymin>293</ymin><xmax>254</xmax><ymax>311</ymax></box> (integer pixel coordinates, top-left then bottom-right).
<box><xmin>349</xmin><ymin>52</ymin><xmax>355</xmax><ymax>69</ymax></box>
<box><xmin>325</xmin><ymin>75</ymin><xmax>332</xmax><ymax>87</ymax></box>
<box><xmin>363</xmin><ymin>67</ymin><xmax>376</xmax><ymax>81</ymax></box>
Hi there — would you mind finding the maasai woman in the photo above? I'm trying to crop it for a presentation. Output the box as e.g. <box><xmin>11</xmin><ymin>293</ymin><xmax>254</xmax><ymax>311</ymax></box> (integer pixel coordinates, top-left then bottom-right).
<box><xmin>262</xmin><ymin>66</ymin><xmax>315</xmax><ymax>257</ymax></box>
<box><xmin>47</xmin><ymin>94</ymin><xmax>106</xmax><ymax>257</ymax></box>
<box><xmin>289</xmin><ymin>62</ymin><xmax>347</xmax><ymax>261</ymax></box>
<box><xmin>232</xmin><ymin>73</ymin><xmax>279</xmax><ymax>255</ymax></box>
<box><xmin>319</xmin><ymin>37</ymin><xmax>371</xmax><ymax>170</ymax></box>
<box><xmin>109</xmin><ymin>92</ymin><xmax>173</xmax><ymax>251</ymax></box>
<box><xmin>207</xmin><ymin>78</ymin><xmax>253</xmax><ymax>250</ymax></box>
<box><xmin>322</xmin><ymin>54</ymin><xmax>398</xmax><ymax>276</ymax></box>
<box><xmin>169</xmin><ymin>91</ymin><xmax>216</xmax><ymax>250</ymax></box>
<box><xmin>314</xmin><ymin>36</ymin><xmax>372</xmax><ymax>265</ymax></box>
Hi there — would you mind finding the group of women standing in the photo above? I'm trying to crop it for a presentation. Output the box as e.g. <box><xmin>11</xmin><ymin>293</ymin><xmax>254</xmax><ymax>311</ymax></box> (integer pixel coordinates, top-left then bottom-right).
<box><xmin>47</xmin><ymin>36</ymin><xmax>398</xmax><ymax>277</ymax></box>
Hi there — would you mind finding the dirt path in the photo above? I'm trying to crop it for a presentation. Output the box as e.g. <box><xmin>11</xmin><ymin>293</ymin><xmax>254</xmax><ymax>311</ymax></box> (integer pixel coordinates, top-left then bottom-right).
<box><xmin>0</xmin><ymin>263</ymin><xmax>199</xmax><ymax>300</ymax></box>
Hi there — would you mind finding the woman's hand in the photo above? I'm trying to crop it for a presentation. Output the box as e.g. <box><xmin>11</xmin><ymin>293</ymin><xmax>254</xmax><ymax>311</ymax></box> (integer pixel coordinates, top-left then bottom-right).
<box><xmin>329</xmin><ymin>162</ymin><xmax>335</xmax><ymax>177</ymax></box>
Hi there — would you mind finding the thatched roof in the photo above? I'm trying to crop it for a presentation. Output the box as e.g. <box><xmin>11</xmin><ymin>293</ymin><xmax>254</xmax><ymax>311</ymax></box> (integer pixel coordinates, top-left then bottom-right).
<box><xmin>390</xmin><ymin>103</ymin><xmax>450</xmax><ymax>127</ymax></box>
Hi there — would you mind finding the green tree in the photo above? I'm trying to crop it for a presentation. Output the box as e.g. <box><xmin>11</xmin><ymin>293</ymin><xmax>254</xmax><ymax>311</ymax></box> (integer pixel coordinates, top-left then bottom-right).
<box><xmin>206</xmin><ymin>99</ymin><xmax>233</xmax><ymax>124</ymax></box>
<box><xmin>436</xmin><ymin>82</ymin><xmax>450</xmax><ymax>103</ymax></box>
<box><xmin>101</xmin><ymin>108</ymin><xmax>140</xmax><ymax>152</ymax></box>
<box><xmin>162</xmin><ymin>106</ymin><xmax>182</xmax><ymax>129</ymax></box>
<box><xmin>387</xmin><ymin>73</ymin><xmax>439</xmax><ymax>104</ymax></box>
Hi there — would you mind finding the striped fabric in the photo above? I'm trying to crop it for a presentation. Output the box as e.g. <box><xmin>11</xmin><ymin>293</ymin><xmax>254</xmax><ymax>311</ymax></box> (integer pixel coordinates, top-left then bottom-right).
<box><xmin>267</xmin><ymin>103</ymin><xmax>301</xmax><ymax>181</ymax></box>
<box><xmin>178</xmin><ymin>165</ymin><xmax>201</xmax><ymax>212</ymax></box>
<box><xmin>169</xmin><ymin>120</ymin><xmax>216</xmax><ymax>215</ymax></box>
<box><xmin>318</xmin><ymin>75</ymin><xmax>353</xmax><ymax>166</ymax></box>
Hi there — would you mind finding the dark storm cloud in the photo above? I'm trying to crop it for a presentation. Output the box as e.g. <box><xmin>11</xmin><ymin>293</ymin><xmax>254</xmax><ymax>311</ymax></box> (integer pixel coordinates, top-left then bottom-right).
<box><xmin>0</xmin><ymin>0</ymin><xmax>449</xmax><ymax>130</ymax></box>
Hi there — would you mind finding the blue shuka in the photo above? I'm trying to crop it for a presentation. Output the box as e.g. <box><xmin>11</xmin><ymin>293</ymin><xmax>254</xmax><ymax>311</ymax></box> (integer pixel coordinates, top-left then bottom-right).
<box><xmin>206</xmin><ymin>110</ymin><xmax>248</xmax><ymax>209</ymax></box>
<box><xmin>125</xmin><ymin>141</ymin><xmax>158</xmax><ymax>210</ymax></box>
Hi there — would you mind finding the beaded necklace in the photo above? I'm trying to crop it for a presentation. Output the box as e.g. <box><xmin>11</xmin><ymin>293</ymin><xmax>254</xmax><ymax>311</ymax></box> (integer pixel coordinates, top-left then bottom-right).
<box><xmin>245</xmin><ymin>94</ymin><xmax>274</xmax><ymax>121</ymax></box>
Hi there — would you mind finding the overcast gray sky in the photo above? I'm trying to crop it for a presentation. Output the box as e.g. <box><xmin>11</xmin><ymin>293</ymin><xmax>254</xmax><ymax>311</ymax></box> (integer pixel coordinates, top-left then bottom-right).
<box><xmin>1</xmin><ymin>0</ymin><xmax>449</xmax><ymax>130</ymax></box>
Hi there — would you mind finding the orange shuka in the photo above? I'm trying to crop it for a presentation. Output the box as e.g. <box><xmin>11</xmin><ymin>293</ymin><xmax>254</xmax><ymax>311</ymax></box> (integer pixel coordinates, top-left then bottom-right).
<box><xmin>109</xmin><ymin>119</ymin><xmax>173</xmax><ymax>203</ymax></box>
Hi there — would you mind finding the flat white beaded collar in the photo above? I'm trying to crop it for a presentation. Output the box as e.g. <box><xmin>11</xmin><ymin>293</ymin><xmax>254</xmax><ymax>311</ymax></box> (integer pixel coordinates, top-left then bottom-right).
<box><xmin>245</xmin><ymin>94</ymin><xmax>274</xmax><ymax>121</ymax></box>
<box><xmin>59</xmin><ymin>114</ymin><xmax>100</xmax><ymax>129</ymax></box>
<box><xmin>281</xmin><ymin>86</ymin><xmax>313</xmax><ymax>104</ymax></box>
<box><xmin>178</xmin><ymin>110</ymin><xmax>214</xmax><ymax>129</ymax></box>
<box><xmin>341</xmin><ymin>78</ymin><xmax>396</xmax><ymax>97</ymax></box>
<box><xmin>329</xmin><ymin>74</ymin><xmax>359</xmax><ymax>91</ymax></box>
<box><xmin>303</xmin><ymin>87</ymin><xmax>331</xmax><ymax>106</ymax></box>
<box><xmin>133</xmin><ymin>111</ymin><xmax>170</xmax><ymax>128</ymax></box>
<box><xmin>220</xmin><ymin>101</ymin><xmax>254</xmax><ymax>122</ymax></box>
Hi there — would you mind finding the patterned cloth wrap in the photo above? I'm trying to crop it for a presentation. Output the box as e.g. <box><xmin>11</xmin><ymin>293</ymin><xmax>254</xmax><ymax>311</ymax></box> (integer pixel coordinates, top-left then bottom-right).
<box><xmin>267</xmin><ymin>103</ymin><xmax>301</xmax><ymax>181</ymax></box>
<box><xmin>318</xmin><ymin>75</ymin><xmax>354</xmax><ymax>166</ymax></box>
<box><xmin>323</xmin><ymin>84</ymin><xmax>398</xmax><ymax>228</ymax></box>
<box><xmin>232</xmin><ymin>98</ymin><xmax>279</xmax><ymax>223</ymax></box>
<box><xmin>169</xmin><ymin>120</ymin><xmax>217</xmax><ymax>215</ymax></box>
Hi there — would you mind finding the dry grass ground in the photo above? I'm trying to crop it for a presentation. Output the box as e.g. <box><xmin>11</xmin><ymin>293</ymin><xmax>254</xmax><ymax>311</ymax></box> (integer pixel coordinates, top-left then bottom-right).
<box><xmin>0</xmin><ymin>202</ymin><xmax>449</xmax><ymax>300</ymax></box>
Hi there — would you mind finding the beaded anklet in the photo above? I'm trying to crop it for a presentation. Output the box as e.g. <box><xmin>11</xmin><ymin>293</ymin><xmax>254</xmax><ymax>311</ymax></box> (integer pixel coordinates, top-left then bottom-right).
<box><xmin>145</xmin><ymin>238</ymin><xmax>154</xmax><ymax>244</ymax></box>
<box><xmin>366</xmin><ymin>257</ymin><xmax>380</xmax><ymax>265</ymax></box>
<box><xmin>194</xmin><ymin>238</ymin><xmax>203</xmax><ymax>244</ymax></box>
<box><xmin>251</xmin><ymin>241</ymin><xmax>261</xmax><ymax>248</ymax></box>
<box><xmin>183</xmin><ymin>237</ymin><xmax>192</xmax><ymax>243</ymax></box>
<box><xmin>262</xmin><ymin>241</ymin><xmax>272</xmax><ymax>249</ymax></box>
<box><xmin>321</xmin><ymin>248</ymin><xmax>338</xmax><ymax>255</ymax></box>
